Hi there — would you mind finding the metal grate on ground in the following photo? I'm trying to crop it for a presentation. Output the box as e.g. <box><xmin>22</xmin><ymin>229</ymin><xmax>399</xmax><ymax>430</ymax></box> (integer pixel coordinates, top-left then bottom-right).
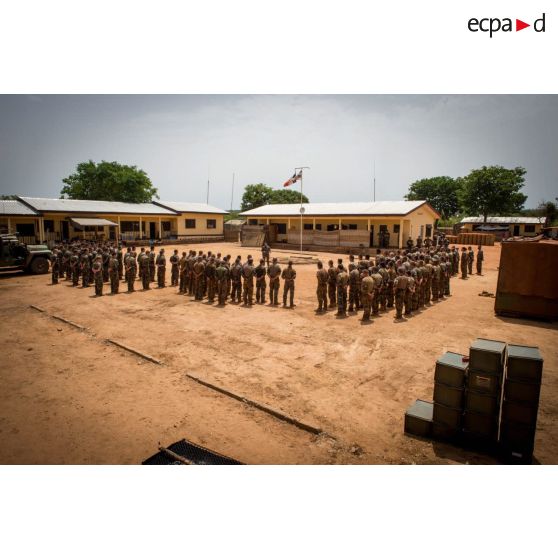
<box><xmin>142</xmin><ymin>438</ymin><xmax>244</xmax><ymax>465</ymax></box>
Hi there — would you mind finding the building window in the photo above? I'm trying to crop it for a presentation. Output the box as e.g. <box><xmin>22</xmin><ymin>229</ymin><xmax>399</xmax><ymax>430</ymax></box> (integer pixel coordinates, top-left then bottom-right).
<box><xmin>379</xmin><ymin>224</ymin><xmax>388</xmax><ymax>233</ymax></box>
<box><xmin>276</xmin><ymin>223</ymin><xmax>287</xmax><ymax>234</ymax></box>
<box><xmin>524</xmin><ymin>225</ymin><xmax>535</xmax><ymax>233</ymax></box>
<box><xmin>44</xmin><ymin>220</ymin><xmax>54</xmax><ymax>232</ymax></box>
<box><xmin>162</xmin><ymin>221</ymin><xmax>171</xmax><ymax>231</ymax></box>
<box><xmin>327</xmin><ymin>224</ymin><xmax>339</xmax><ymax>231</ymax></box>
<box><xmin>120</xmin><ymin>221</ymin><xmax>139</xmax><ymax>233</ymax></box>
<box><xmin>303</xmin><ymin>223</ymin><xmax>313</xmax><ymax>230</ymax></box>
<box><xmin>248</xmin><ymin>219</ymin><xmax>258</xmax><ymax>226</ymax></box>
<box><xmin>16</xmin><ymin>223</ymin><xmax>35</xmax><ymax>236</ymax></box>
<box><xmin>393</xmin><ymin>224</ymin><xmax>400</xmax><ymax>233</ymax></box>
<box><xmin>207</xmin><ymin>219</ymin><xmax>216</xmax><ymax>229</ymax></box>
<box><xmin>185</xmin><ymin>219</ymin><xmax>196</xmax><ymax>229</ymax></box>
<box><xmin>315</xmin><ymin>224</ymin><xmax>322</xmax><ymax>230</ymax></box>
<box><xmin>348</xmin><ymin>224</ymin><xmax>357</xmax><ymax>230</ymax></box>
<box><xmin>425</xmin><ymin>224</ymin><xmax>432</xmax><ymax>238</ymax></box>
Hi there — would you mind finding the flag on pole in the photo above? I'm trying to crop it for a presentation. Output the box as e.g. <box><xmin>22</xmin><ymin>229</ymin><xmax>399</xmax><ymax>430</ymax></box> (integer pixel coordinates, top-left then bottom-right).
<box><xmin>283</xmin><ymin>170</ymin><xmax>303</xmax><ymax>187</ymax></box>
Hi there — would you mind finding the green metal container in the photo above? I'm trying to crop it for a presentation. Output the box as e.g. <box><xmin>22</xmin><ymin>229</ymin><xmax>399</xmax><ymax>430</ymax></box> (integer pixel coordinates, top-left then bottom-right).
<box><xmin>434</xmin><ymin>351</ymin><xmax>468</xmax><ymax>388</ymax></box>
<box><xmin>464</xmin><ymin>390</ymin><xmax>501</xmax><ymax>416</ymax></box>
<box><xmin>433</xmin><ymin>403</ymin><xmax>462</xmax><ymax>428</ymax></box>
<box><xmin>469</xmin><ymin>338</ymin><xmax>506</xmax><ymax>375</ymax></box>
<box><xmin>432</xmin><ymin>421</ymin><xmax>461</xmax><ymax>442</ymax></box>
<box><xmin>433</xmin><ymin>382</ymin><xmax>464</xmax><ymax>409</ymax></box>
<box><xmin>463</xmin><ymin>410</ymin><xmax>498</xmax><ymax>438</ymax></box>
<box><xmin>506</xmin><ymin>344</ymin><xmax>543</xmax><ymax>384</ymax></box>
<box><xmin>504</xmin><ymin>379</ymin><xmax>541</xmax><ymax>407</ymax></box>
<box><xmin>404</xmin><ymin>399</ymin><xmax>433</xmax><ymax>438</ymax></box>
<box><xmin>502</xmin><ymin>399</ymin><xmax>539</xmax><ymax>426</ymax></box>
<box><xmin>467</xmin><ymin>370</ymin><xmax>502</xmax><ymax>397</ymax></box>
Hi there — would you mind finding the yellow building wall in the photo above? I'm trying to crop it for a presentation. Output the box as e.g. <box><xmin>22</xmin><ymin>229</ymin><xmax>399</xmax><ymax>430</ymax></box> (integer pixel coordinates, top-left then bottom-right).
<box><xmin>460</xmin><ymin>222</ymin><xmax>543</xmax><ymax>237</ymax></box>
<box><xmin>175</xmin><ymin>213</ymin><xmax>224</xmax><ymax>236</ymax></box>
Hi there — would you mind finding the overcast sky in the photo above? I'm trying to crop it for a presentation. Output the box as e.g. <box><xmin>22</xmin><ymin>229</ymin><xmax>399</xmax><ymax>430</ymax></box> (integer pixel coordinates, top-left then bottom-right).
<box><xmin>0</xmin><ymin>95</ymin><xmax>556</xmax><ymax>209</ymax></box>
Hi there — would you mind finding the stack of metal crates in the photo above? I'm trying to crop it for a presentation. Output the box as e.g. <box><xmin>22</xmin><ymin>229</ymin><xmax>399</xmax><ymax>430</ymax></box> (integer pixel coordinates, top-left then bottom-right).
<box><xmin>432</xmin><ymin>352</ymin><xmax>468</xmax><ymax>441</ymax></box>
<box><xmin>463</xmin><ymin>338</ymin><xmax>507</xmax><ymax>448</ymax></box>
<box><xmin>500</xmin><ymin>345</ymin><xmax>543</xmax><ymax>463</ymax></box>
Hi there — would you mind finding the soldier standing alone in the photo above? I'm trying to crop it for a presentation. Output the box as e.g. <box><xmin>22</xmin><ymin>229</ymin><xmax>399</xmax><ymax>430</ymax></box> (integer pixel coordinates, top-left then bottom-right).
<box><xmin>476</xmin><ymin>246</ymin><xmax>484</xmax><ymax>275</ymax></box>
<box><xmin>281</xmin><ymin>261</ymin><xmax>296</xmax><ymax>308</ymax></box>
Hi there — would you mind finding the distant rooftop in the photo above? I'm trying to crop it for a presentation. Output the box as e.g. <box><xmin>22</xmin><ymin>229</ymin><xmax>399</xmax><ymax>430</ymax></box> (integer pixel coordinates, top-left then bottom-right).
<box><xmin>240</xmin><ymin>200</ymin><xmax>436</xmax><ymax>217</ymax></box>
<box><xmin>460</xmin><ymin>216</ymin><xmax>546</xmax><ymax>225</ymax></box>
<box><xmin>0</xmin><ymin>199</ymin><xmax>39</xmax><ymax>216</ymax></box>
<box><xmin>18</xmin><ymin>196</ymin><xmax>179</xmax><ymax>215</ymax></box>
<box><xmin>154</xmin><ymin>201</ymin><xmax>228</xmax><ymax>214</ymax></box>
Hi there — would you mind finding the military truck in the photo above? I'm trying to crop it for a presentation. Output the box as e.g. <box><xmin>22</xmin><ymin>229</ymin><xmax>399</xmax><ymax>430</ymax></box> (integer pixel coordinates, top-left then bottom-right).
<box><xmin>0</xmin><ymin>234</ymin><xmax>51</xmax><ymax>274</ymax></box>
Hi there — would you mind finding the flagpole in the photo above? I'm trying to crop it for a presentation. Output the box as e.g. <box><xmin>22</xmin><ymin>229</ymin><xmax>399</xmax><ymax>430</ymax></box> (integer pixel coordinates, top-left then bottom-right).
<box><xmin>294</xmin><ymin>166</ymin><xmax>310</xmax><ymax>253</ymax></box>
<box><xmin>230</xmin><ymin>172</ymin><xmax>235</xmax><ymax>212</ymax></box>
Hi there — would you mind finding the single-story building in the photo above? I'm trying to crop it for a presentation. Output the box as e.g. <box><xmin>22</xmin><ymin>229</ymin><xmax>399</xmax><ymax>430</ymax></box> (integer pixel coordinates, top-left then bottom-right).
<box><xmin>239</xmin><ymin>200</ymin><xmax>439</xmax><ymax>249</ymax></box>
<box><xmin>459</xmin><ymin>216</ymin><xmax>545</xmax><ymax>238</ymax></box>
<box><xmin>0</xmin><ymin>196</ymin><xmax>227</xmax><ymax>244</ymax></box>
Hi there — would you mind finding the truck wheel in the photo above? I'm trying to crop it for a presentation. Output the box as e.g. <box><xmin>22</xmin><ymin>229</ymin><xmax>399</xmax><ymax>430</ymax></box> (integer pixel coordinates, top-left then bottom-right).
<box><xmin>29</xmin><ymin>257</ymin><xmax>50</xmax><ymax>274</ymax></box>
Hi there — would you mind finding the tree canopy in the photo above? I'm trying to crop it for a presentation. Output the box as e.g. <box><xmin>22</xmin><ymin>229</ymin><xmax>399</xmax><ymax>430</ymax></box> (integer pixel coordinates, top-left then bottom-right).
<box><xmin>458</xmin><ymin>165</ymin><xmax>527</xmax><ymax>222</ymax></box>
<box><xmin>404</xmin><ymin>176</ymin><xmax>460</xmax><ymax>219</ymax></box>
<box><xmin>241</xmin><ymin>183</ymin><xmax>309</xmax><ymax>211</ymax></box>
<box><xmin>60</xmin><ymin>160</ymin><xmax>158</xmax><ymax>203</ymax></box>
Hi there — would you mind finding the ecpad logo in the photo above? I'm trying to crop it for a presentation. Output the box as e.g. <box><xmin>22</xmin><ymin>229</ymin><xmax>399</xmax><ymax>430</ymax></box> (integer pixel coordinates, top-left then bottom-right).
<box><xmin>468</xmin><ymin>13</ymin><xmax>546</xmax><ymax>37</ymax></box>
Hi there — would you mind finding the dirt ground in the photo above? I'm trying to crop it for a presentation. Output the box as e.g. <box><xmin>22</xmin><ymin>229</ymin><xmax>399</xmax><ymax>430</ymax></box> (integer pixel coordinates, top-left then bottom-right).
<box><xmin>0</xmin><ymin>242</ymin><xmax>556</xmax><ymax>464</ymax></box>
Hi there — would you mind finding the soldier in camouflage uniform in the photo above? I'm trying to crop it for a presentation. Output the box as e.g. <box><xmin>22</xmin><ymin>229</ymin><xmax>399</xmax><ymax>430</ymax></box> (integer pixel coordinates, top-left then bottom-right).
<box><xmin>411</xmin><ymin>261</ymin><xmax>421</xmax><ymax>311</ymax></box>
<box><xmin>476</xmin><ymin>246</ymin><xmax>484</xmax><ymax>275</ymax></box>
<box><xmin>348</xmin><ymin>263</ymin><xmax>360</xmax><ymax>312</ymax></box>
<box><xmin>206</xmin><ymin>256</ymin><xmax>217</xmax><ymax>303</ymax></box>
<box><xmin>117</xmin><ymin>246</ymin><xmax>123</xmax><ymax>280</ymax></box>
<box><xmin>386</xmin><ymin>260</ymin><xmax>396</xmax><ymax>308</ymax></box>
<box><xmin>92</xmin><ymin>255</ymin><xmax>104</xmax><ymax>296</ymax></box>
<box><xmin>423</xmin><ymin>255</ymin><xmax>433</xmax><ymax>303</ymax></box>
<box><xmin>261</xmin><ymin>242</ymin><xmax>270</xmax><ymax>266</ymax></box>
<box><xmin>138</xmin><ymin>248</ymin><xmax>150</xmax><ymax>290</ymax></box>
<box><xmin>460</xmin><ymin>247</ymin><xmax>468</xmax><ymax>279</ymax></box>
<box><xmin>281</xmin><ymin>261</ymin><xmax>296</xmax><ymax>308</ymax></box>
<box><xmin>178</xmin><ymin>252</ymin><xmax>187</xmax><ymax>293</ymax></box>
<box><xmin>102</xmin><ymin>250</ymin><xmax>110</xmax><ymax>283</ymax></box>
<box><xmin>327</xmin><ymin>260</ymin><xmax>337</xmax><ymax>309</ymax></box>
<box><xmin>404</xmin><ymin>270</ymin><xmax>415</xmax><ymax>316</ymax></box>
<box><xmin>360</xmin><ymin>269</ymin><xmax>374</xmax><ymax>321</ymax></box>
<box><xmin>126</xmin><ymin>251</ymin><xmax>137</xmax><ymax>292</ymax></box>
<box><xmin>51</xmin><ymin>249</ymin><xmax>59</xmax><ymax>284</ymax></box>
<box><xmin>216</xmin><ymin>259</ymin><xmax>229</xmax><ymax>306</ymax></box>
<box><xmin>336</xmin><ymin>264</ymin><xmax>349</xmax><ymax>316</ymax></box>
<box><xmin>192</xmin><ymin>256</ymin><xmax>205</xmax><ymax>300</ymax></box>
<box><xmin>109</xmin><ymin>250</ymin><xmax>119</xmax><ymax>294</ymax></box>
<box><xmin>156</xmin><ymin>249</ymin><xmax>166</xmax><ymax>288</ymax></box>
<box><xmin>315</xmin><ymin>261</ymin><xmax>328</xmax><ymax>313</ymax></box>
<box><xmin>370</xmin><ymin>265</ymin><xmax>383</xmax><ymax>316</ymax></box>
<box><xmin>229</xmin><ymin>257</ymin><xmax>242</xmax><ymax>303</ymax></box>
<box><xmin>267</xmin><ymin>257</ymin><xmax>281</xmax><ymax>306</ymax></box>
<box><xmin>378</xmin><ymin>261</ymin><xmax>389</xmax><ymax>311</ymax></box>
<box><xmin>170</xmin><ymin>249</ymin><xmax>180</xmax><ymax>287</ymax></box>
<box><xmin>148</xmin><ymin>247</ymin><xmax>156</xmax><ymax>283</ymax></box>
<box><xmin>70</xmin><ymin>251</ymin><xmax>80</xmax><ymax>286</ymax></box>
<box><xmin>467</xmin><ymin>246</ymin><xmax>474</xmax><ymax>276</ymax></box>
<box><xmin>80</xmin><ymin>250</ymin><xmax>90</xmax><ymax>288</ymax></box>
<box><xmin>255</xmin><ymin>258</ymin><xmax>267</xmax><ymax>304</ymax></box>
<box><xmin>393</xmin><ymin>267</ymin><xmax>409</xmax><ymax>320</ymax></box>
<box><xmin>431</xmin><ymin>256</ymin><xmax>441</xmax><ymax>301</ymax></box>
<box><xmin>242</xmin><ymin>256</ymin><xmax>255</xmax><ymax>306</ymax></box>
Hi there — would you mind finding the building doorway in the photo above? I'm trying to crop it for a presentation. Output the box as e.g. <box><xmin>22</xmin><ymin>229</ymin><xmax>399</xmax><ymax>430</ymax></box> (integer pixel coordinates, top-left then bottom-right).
<box><xmin>513</xmin><ymin>225</ymin><xmax>520</xmax><ymax>236</ymax></box>
<box><xmin>149</xmin><ymin>222</ymin><xmax>156</xmax><ymax>239</ymax></box>
<box><xmin>369</xmin><ymin>225</ymin><xmax>374</xmax><ymax>247</ymax></box>
<box><xmin>61</xmin><ymin>220</ymin><xmax>69</xmax><ymax>240</ymax></box>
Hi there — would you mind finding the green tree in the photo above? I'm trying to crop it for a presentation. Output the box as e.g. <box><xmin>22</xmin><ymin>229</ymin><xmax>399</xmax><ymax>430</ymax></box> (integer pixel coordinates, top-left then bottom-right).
<box><xmin>60</xmin><ymin>160</ymin><xmax>158</xmax><ymax>203</ymax></box>
<box><xmin>269</xmin><ymin>188</ymin><xmax>309</xmax><ymax>205</ymax></box>
<box><xmin>459</xmin><ymin>165</ymin><xmax>527</xmax><ymax>223</ymax></box>
<box><xmin>404</xmin><ymin>176</ymin><xmax>460</xmax><ymax>219</ymax></box>
<box><xmin>240</xmin><ymin>183</ymin><xmax>274</xmax><ymax>211</ymax></box>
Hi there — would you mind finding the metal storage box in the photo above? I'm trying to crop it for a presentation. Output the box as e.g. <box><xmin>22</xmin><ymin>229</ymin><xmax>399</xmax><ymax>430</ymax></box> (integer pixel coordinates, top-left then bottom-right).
<box><xmin>469</xmin><ymin>338</ymin><xmax>507</xmax><ymax>375</ymax></box>
<box><xmin>433</xmin><ymin>403</ymin><xmax>462</xmax><ymax>428</ymax></box>
<box><xmin>504</xmin><ymin>379</ymin><xmax>541</xmax><ymax>407</ymax></box>
<box><xmin>404</xmin><ymin>399</ymin><xmax>433</xmax><ymax>437</ymax></box>
<box><xmin>432</xmin><ymin>421</ymin><xmax>461</xmax><ymax>442</ymax></box>
<box><xmin>434</xmin><ymin>352</ymin><xmax>468</xmax><ymax>388</ymax></box>
<box><xmin>433</xmin><ymin>383</ymin><xmax>464</xmax><ymax>409</ymax></box>
<box><xmin>467</xmin><ymin>370</ymin><xmax>502</xmax><ymax>396</ymax></box>
<box><xmin>463</xmin><ymin>411</ymin><xmax>498</xmax><ymax>438</ymax></box>
<box><xmin>464</xmin><ymin>391</ymin><xmax>500</xmax><ymax>415</ymax></box>
<box><xmin>502</xmin><ymin>400</ymin><xmax>539</xmax><ymax>425</ymax></box>
<box><xmin>499</xmin><ymin>420</ymin><xmax>536</xmax><ymax>451</ymax></box>
<box><xmin>506</xmin><ymin>344</ymin><xmax>543</xmax><ymax>383</ymax></box>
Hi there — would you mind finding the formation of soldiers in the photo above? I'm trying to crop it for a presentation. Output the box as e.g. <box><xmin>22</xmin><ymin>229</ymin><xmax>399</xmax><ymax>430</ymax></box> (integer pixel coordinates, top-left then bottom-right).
<box><xmin>319</xmin><ymin>242</ymin><xmax>484</xmax><ymax>321</ymax></box>
<box><xmin>48</xmin><ymin>238</ymin><xmax>485</xmax><ymax>320</ymax></box>
<box><xmin>48</xmin><ymin>240</ymin><xmax>299</xmax><ymax>307</ymax></box>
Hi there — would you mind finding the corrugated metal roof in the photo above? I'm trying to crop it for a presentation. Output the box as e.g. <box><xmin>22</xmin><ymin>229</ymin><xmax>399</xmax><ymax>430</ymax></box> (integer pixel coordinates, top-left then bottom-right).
<box><xmin>154</xmin><ymin>201</ymin><xmax>228</xmax><ymax>214</ymax></box>
<box><xmin>461</xmin><ymin>216</ymin><xmax>545</xmax><ymax>225</ymax></box>
<box><xmin>19</xmin><ymin>196</ymin><xmax>178</xmax><ymax>215</ymax></box>
<box><xmin>0</xmin><ymin>199</ymin><xmax>39</xmax><ymax>216</ymax></box>
<box><xmin>240</xmin><ymin>200</ymin><xmax>430</xmax><ymax>217</ymax></box>
<box><xmin>70</xmin><ymin>217</ymin><xmax>118</xmax><ymax>227</ymax></box>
